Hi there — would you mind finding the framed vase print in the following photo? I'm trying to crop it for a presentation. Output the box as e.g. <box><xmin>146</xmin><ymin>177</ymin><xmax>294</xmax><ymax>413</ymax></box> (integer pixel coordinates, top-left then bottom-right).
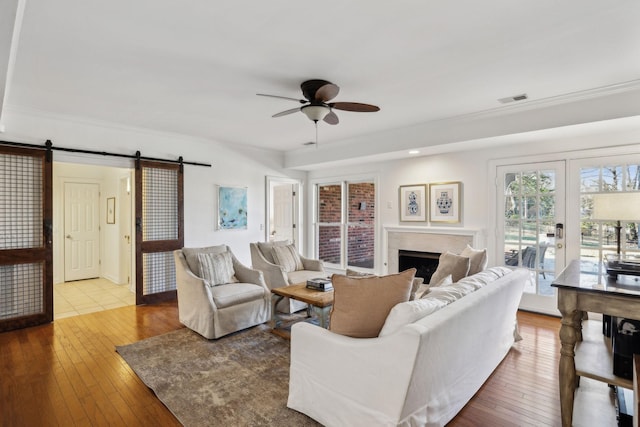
<box><xmin>399</xmin><ymin>184</ymin><xmax>427</xmax><ymax>222</ymax></box>
<box><xmin>429</xmin><ymin>182</ymin><xmax>461</xmax><ymax>223</ymax></box>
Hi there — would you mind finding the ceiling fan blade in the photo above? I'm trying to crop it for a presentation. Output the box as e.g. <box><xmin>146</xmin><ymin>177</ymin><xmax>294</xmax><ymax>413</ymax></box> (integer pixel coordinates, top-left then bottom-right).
<box><xmin>257</xmin><ymin>93</ymin><xmax>306</xmax><ymax>104</ymax></box>
<box><xmin>324</xmin><ymin>111</ymin><xmax>339</xmax><ymax>125</ymax></box>
<box><xmin>315</xmin><ymin>83</ymin><xmax>340</xmax><ymax>102</ymax></box>
<box><xmin>272</xmin><ymin>107</ymin><xmax>301</xmax><ymax>118</ymax></box>
<box><xmin>330</xmin><ymin>102</ymin><xmax>380</xmax><ymax>112</ymax></box>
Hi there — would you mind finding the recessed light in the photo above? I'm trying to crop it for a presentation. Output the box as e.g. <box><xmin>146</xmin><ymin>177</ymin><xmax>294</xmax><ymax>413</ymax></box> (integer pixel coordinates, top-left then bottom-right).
<box><xmin>408</xmin><ymin>150</ymin><xmax>419</xmax><ymax>154</ymax></box>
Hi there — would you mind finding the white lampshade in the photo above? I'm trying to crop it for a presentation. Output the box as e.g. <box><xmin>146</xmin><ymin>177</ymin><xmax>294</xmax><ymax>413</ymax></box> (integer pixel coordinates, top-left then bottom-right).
<box><xmin>592</xmin><ymin>192</ymin><xmax>640</xmax><ymax>221</ymax></box>
<box><xmin>301</xmin><ymin>105</ymin><xmax>330</xmax><ymax>122</ymax></box>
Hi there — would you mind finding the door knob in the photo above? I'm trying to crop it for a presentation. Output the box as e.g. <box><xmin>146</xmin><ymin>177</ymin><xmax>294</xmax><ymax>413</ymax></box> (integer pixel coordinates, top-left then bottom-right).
<box><xmin>66</xmin><ymin>235</ymin><xmax>72</xmax><ymax>239</ymax></box>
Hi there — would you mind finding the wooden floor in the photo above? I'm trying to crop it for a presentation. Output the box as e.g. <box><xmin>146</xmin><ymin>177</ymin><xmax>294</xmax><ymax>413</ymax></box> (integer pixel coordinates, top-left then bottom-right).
<box><xmin>0</xmin><ymin>306</ymin><xmax>616</xmax><ymax>426</ymax></box>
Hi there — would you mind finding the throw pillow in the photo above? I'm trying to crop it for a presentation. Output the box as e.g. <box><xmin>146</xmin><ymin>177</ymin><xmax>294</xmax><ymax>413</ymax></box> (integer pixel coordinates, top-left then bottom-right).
<box><xmin>271</xmin><ymin>244</ymin><xmax>304</xmax><ymax>272</ymax></box>
<box><xmin>256</xmin><ymin>240</ymin><xmax>289</xmax><ymax>264</ymax></box>
<box><xmin>460</xmin><ymin>245</ymin><xmax>488</xmax><ymax>275</ymax></box>
<box><xmin>429</xmin><ymin>252</ymin><xmax>470</xmax><ymax>286</ymax></box>
<box><xmin>182</xmin><ymin>245</ymin><xmax>228</xmax><ymax>274</ymax></box>
<box><xmin>197</xmin><ymin>251</ymin><xmax>238</xmax><ymax>286</ymax></box>
<box><xmin>416</xmin><ymin>274</ymin><xmax>452</xmax><ymax>299</ymax></box>
<box><xmin>329</xmin><ymin>268</ymin><xmax>416</xmax><ymax>338</ymax></box>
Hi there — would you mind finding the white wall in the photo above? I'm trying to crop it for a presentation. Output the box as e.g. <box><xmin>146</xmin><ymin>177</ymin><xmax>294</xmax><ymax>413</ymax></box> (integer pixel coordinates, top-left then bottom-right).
<box><xmin>307</xmin><ymin>129</ymin><xmax>640</xmax><ymax>272</ymax></box>
<box><xmin>3</xmin><ymin>109</ymin><xmax>305</xmax><ymax>269</ymax></box>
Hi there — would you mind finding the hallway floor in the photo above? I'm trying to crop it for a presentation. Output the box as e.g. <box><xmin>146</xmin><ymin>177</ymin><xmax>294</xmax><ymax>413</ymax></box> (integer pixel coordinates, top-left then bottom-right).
<box><xmin>54</xmin><ymin>277</ymin><xmax>135</xmax><ymax>319</ymax></box>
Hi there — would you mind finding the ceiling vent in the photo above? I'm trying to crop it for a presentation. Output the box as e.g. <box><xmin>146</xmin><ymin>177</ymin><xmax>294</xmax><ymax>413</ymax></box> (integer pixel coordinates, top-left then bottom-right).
<box><xmin>498</xmin><ymin>93</ymin><xmax>528</xmax><ymax>104</ymax></box>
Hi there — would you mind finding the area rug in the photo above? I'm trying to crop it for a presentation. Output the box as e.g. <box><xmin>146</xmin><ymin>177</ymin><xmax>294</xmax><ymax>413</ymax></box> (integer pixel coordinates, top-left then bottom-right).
<box><xmin>115</xmin><ymin>324</ymin><xmax>320</xmax><ymax>427</ymax></box>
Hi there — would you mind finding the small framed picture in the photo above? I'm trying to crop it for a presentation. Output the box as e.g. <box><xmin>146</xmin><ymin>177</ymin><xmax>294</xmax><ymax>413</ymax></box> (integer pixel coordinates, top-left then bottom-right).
<box><xmin>429</xmin><ymin>182</ymin><xmax>461</xmax><ymax>223</ymax></box>
<box><xmin>106</xmin><ymin>197</ymin><xmax>116</xmax><ymax>224</ymax></box>
<box><xmin>399</xmin><ymin>184</ymin><xmax>427</xmax><ymax>222</ymax></box>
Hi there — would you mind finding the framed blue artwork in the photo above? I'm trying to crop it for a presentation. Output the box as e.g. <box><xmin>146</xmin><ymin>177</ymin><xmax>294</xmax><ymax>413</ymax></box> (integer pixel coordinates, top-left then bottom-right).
<box><xmin>216</xmin><ymin>185</ymin><xmax>248</xmax><ymax>230</ymax></box>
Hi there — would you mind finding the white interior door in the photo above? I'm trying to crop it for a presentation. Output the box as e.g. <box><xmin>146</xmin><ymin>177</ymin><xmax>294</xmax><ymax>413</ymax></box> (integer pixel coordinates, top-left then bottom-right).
<box><xmin>64</xmin><ymin>182</ymin><xmax>100</xmax><ymax>281</ymax></box>
<box><xmin>496</xmin><ymin>161</ymin><xmax>566</xmax><ymax>315</ymax></box>
<box><xmin>272</xmin><ymin>183</ymin><xmax>295</xmax><ymax>243</ymax></box>
<box><xmin>119</xmin><ymin>175</ymin><xmax>132</xmax><ymax>287</ymax></box>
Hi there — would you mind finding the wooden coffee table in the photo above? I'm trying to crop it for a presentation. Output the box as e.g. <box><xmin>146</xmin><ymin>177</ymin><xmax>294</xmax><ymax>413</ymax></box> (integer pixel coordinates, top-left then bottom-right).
<box><xmin>271</xmin><ymin>283</ymin><xmax>333</xmax><ymax>337</ymax></box>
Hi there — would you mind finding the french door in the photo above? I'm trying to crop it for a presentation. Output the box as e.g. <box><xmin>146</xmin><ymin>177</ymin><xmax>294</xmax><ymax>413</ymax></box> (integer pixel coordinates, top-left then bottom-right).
<box><xmin>0</xmin><ymin>144</ymin><xmax>53</xmax><ymax>332</ymax></box>
<box><xmin>135</xmin><ymin>160</ymin><xmax>183</xmax><ymax>305</ymax></box>
<box><xmin>496</xmin><ymin>161</ymin><xmax>566</xmax><ymax>315</ymax></box>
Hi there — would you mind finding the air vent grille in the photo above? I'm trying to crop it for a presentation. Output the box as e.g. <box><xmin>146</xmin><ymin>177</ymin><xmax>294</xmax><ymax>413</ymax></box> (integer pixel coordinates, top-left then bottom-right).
<box><xmin>498</xmin><ymin>93</ymin><xmax>528</xmax><ymax>104</ymax></box>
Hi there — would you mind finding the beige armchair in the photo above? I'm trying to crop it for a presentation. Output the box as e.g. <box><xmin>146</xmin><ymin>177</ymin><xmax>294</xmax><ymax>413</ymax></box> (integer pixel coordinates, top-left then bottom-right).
<box><xmin>250</xmin><ymin>241</ymin><xmax>325</xmax><ymax>313</ymax></box>
<box><xmin>174</xmin><ymin>245</ymin><xmax>270</xmax><ymax>339</ymax></box>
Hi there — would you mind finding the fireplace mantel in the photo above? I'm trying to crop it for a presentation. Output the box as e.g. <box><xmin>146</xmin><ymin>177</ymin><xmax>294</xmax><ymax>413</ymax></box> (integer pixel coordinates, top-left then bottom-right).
<box><xmin>383</xmin><ymin>225</ymin><xmax>484</xmax><ymax>275</ymax></box>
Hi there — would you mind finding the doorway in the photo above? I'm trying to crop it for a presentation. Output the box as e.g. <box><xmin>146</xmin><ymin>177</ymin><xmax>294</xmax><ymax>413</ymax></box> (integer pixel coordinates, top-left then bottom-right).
<box><xmin>266</xmin><ymin>177</ymin><xmax>301</xmax><ymax>246</ymax></box>
<box><xmin>54</xmin><ymin>162</ymin><xmax>135</xmax><ymax>318</ymax></box>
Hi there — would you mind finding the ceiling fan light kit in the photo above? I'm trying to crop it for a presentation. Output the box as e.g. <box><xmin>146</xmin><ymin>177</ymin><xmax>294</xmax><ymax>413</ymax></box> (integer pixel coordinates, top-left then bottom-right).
<box><xmin>301</xmin><ymin>104</ymin><xmax>330</xmax><ymax>122</ymax></box>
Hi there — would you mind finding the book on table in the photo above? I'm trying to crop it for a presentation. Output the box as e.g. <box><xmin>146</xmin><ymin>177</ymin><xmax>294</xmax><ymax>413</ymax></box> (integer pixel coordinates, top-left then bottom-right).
<box><xmin>306</xmin><ymin>277</ymin><xmax>333</xmax><ymax>291</ymax></box>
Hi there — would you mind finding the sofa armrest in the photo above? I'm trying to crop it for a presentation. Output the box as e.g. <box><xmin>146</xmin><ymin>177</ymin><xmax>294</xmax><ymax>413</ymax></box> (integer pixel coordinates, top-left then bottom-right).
<box><xmin>300</xmin><ymin>256</ymin><xmax>324</xmax><ymax>272</ymax></box>
<box><xmin>288</xmin><ymin>322</ymin><xmax>421</xmax><ymax>423</ymax></box>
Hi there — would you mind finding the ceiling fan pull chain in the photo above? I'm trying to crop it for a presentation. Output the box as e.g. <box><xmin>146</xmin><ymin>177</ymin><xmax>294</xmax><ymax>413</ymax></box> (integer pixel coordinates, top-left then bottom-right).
<box><xmin>315</xmin><ymin>121</ymin><xmax>319</xmax><ymax>148</ymax></box>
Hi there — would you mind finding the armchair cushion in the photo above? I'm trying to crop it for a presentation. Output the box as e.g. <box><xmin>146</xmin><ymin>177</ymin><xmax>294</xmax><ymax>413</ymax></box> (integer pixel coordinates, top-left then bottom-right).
<box><xmin>182</xmin><ymin>245</ymin><xmax>227</xmax><ymax>275</ymax></box>
<box><xmin>257</xmin><ymin>240</ymin><xmax>289</xmax><ymax>264</ymax></box>
<box><xmin>272</xmin><ymin>244</ymin><xmax>304</xmax><ymax>272</ymax></box>
<box><xmin>209</xmin><ymin>283</ymin><xmax>267</xmax><ymax>309</ymax></box>
<box><xmin>329</xmin><ymin>268</ymin><xmax>416</xmax><ymax>338</ymax></box>
<box><xmin>197</xmin><ymin>251</ymin><xmax>238</xmax><ymax>285</ymax></box>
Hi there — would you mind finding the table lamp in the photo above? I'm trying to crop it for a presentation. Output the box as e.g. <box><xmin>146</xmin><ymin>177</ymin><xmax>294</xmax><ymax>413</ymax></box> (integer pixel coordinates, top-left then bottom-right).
<box><xmin>592</xmin><ymin>192</ymin><xmax>640</xmax><ymax>256</ymax></box>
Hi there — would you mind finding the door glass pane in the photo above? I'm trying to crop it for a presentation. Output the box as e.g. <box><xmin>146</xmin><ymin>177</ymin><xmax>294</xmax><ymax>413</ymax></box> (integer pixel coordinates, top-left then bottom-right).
<box><xmin>579</xmin><ymin>163</ymin><xmax>640</xmax><ymax>275</ymax></box>
<box><xmin>502</xmin><ymin>169</ymin><xmax>556</xmax><ymax>296</ymax></box>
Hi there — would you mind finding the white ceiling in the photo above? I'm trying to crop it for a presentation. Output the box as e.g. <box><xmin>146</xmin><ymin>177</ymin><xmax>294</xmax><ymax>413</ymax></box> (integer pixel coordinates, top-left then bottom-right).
<box><xmin>1</xmin><ymin>0</ymin><xmax>640</xmax><ymax>169</ymax></box>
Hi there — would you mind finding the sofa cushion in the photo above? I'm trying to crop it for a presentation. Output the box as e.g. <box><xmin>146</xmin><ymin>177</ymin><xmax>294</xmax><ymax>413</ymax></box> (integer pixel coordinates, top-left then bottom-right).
<box><xmin>272</xmin><ymin>244</ymin><xmax>304</xmax><ymax>272</ymax></box>
<box><xmin>460</xmin><ymin>245</ymin><xmax>488</xmax><ymax>275</ymax></box>
<box><xmin>429</xmin><ymin>252</ymin><xmax>470</xmax><ymax>285</ymax></box>
<box><xmin>182</xmin><ymin>245</ymin><xmax>227</xmax><ymax>275</ymax></box>
<box><xmin>257</xmin><ymin>240</ymin><xmax>289</xmax><ymax>264</ymax></box>
<box><xmin>197</xmin><ymin>251</ymin><xmax>238</xmax><ymax>285</ymax></box>
<box><xmin>329</xmin><ymin>268</ymin><xmax>416</xmax><ymax>338</ymax></box>
<box><xmin>415</xmin><ymin>274</ymin><xmax>452</xmax><ymax>299</ymax></box>
<box><xmin>209</xmin><ymin>283</ymin><xmax>266</xmax><ymax>308</ymax></box>
<box><xmin>379</xmin><ymin>298</ymin><xmax>447</xmax><ymax>337</ymax></box>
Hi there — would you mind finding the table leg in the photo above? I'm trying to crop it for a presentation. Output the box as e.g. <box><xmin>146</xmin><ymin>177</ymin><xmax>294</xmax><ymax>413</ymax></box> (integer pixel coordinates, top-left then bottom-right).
<box><xmin>558</xmin><ymin>290</ymin><xmax>580</xmax><ymax>427</ymax></box>
<box><xmin>311</xmin><ymin>305</ymin><xmax>332</xmax><ymax>329</ymax></box>
<box><xmin>271</xmin><ymin>294</ymin><xmax>285</xmax><ymax>330</ymax></box>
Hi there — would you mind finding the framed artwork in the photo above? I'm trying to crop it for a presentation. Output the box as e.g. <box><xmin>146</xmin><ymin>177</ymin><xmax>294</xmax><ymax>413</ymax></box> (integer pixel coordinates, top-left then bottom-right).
<box><xmin>216</xmin><ymin>185</ymin><xmax>248</xmax><ymax>230</ymax></box>
<box><xmin>106</xmin><ymin>197</ymin><xmax>116</xmax><ymax>224</ymax></box>
<box><xmin>429</xmin><ymin>182</ymin><xmax>461</xmax><ymax>223</ymax></box>
<box><xmin>399</xmin><ymin>184</ymin><xmax>427</xmax><ymax>222</ymax></box>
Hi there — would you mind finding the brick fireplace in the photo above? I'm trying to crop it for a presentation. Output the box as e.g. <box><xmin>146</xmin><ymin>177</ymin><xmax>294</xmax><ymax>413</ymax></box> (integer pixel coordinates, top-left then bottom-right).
<box><xmin>384</xmin><ymin>226</ymin><xmax>482</xmax><ymax>276</ymax></box>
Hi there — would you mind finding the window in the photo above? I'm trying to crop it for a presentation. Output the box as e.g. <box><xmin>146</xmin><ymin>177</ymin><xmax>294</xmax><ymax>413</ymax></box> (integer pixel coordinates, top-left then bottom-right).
<box><xmin>579</xmin><ymin>163</ymin><xmax>640</xmax><ymax>275</ymax></box>
<box><xmin>316</xmin><ymin>180</ymin><xmax>375</xmax><ymax>270</ymax></box>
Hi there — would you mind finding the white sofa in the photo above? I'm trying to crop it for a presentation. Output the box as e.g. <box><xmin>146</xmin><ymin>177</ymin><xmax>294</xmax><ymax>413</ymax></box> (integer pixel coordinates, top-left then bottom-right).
<box><xmin>287</xmin><ymin>267</ymin><xmax>529</xmax><ymax>427</ymax></box>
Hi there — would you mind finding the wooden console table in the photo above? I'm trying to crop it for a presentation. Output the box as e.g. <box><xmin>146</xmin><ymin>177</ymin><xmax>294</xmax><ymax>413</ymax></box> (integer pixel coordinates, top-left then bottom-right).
<box><xmin>552</xmin><ymin>260</ymin><xmax>640</xmax><ymax>427</ymax></box>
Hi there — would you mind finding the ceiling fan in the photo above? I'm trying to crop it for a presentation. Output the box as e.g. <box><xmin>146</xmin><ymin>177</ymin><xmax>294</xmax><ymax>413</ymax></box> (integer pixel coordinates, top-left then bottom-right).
<box><xmin>257</xmin><ymin>79</ymin><xmax>380</xmax><ymax>125</ymax></box>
